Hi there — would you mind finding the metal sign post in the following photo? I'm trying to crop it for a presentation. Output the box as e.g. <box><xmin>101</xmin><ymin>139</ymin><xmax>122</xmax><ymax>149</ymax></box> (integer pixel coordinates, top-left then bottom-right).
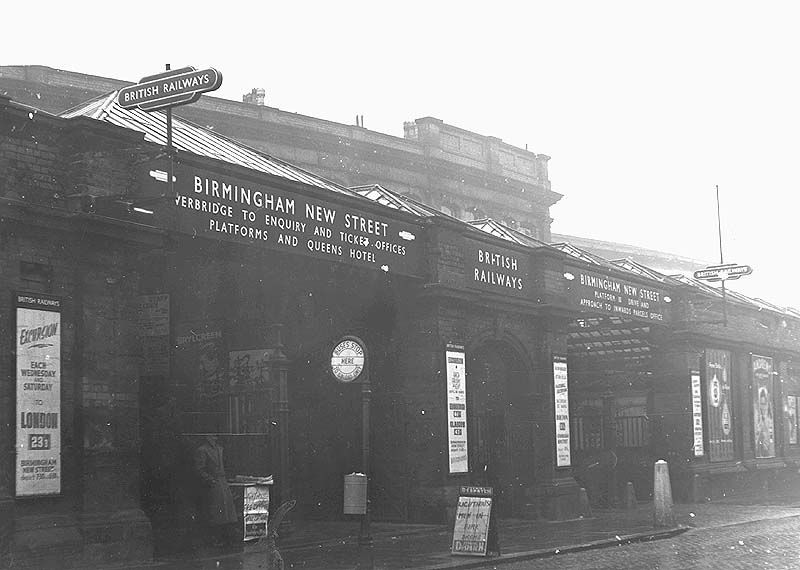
<box><xmin>691</xmin><ymin>185</ymin><xmax>753</xmax><ymax>326</ymax></box>
<box><xmin>693</xmin><ymin>264</ymin><xmax>753</xmax><ymax>282</ymax></box>
<box><xmin>331</xmin><ymin>335</ymin><xmax>373</xmax><ymax>570</ymax></box>
<box><xmin>117</xmin><ymin>64</ymin><xmax>223</xmax><ymax>209</ymax></box>
<box><xmin>117</xmin><ymin>66</ymin><xmax>223</xmax><ymax>112</ymax></box>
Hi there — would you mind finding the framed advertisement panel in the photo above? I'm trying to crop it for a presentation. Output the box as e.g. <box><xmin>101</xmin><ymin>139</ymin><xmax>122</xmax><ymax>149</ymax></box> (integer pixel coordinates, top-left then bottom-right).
<box><xmin>787</xmin><ymin>395</ymin><xmax>798</xmax><ymax>446</ymax></box>
<box><xmin>446</xmin><ymin>344</ymin><xmax>468</xmax><ymax>474</ymax></box>
<box><xmin>16</xmin><ymin>293</ymin><xmax>62</xmax><ymax>497</ymax></box>
<box><xmin>752</xmin><ymin>355</ymin><xmax>775</xmax><ymax>458</ymax></box>
<box><xmin>553</xmin><ymin>356</ymin><xmax>571</xmax><ymax>467</ymax></box>
<box><xmin>691</xmin><ymin>371</ymin><xmax>704</xmax><ymax>457</ymax></box>
<box><xmin>704</xmin><ymin>349</ymin><xmax>734</xmax><ymax>462</ymax></box>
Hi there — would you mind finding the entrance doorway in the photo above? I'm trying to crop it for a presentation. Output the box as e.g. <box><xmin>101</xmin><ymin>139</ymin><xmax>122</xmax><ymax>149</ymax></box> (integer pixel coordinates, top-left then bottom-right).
<box><xmin>468</xmin><ymin>340</ymin><xmax>534</xmax><ymax>517</ymax></box>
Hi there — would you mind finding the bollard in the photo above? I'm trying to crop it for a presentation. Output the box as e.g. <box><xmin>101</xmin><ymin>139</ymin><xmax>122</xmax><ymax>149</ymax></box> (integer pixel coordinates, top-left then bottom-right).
<box><xmin>578</xmin><ymin>487</ymin><xmax>593</xmax><ymax>518</ymax></box>
<box><xmin>623</xmin><ymin>481</ymin><xmax>637</xmax><ymax>510</ymax></box>
<box><xmin>653</xmin><ymin>460</ymin><xmax>674</xmax><ymax>527</ymax></box>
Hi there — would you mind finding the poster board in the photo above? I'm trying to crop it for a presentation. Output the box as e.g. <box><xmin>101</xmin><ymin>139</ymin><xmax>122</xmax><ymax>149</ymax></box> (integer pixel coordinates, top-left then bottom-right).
<box><xmin>553</xmin><ymin>355</ymin><xmax>571</xmax><ymax>467</ymax></box>
<box><xmin>451</xmin><ymin>486</ymin><xmax>494</xmax><ymax>556</ymax></box>
<box><xmin>691</xmin><ymin>371</ymin><xmax>704</xmax><ymax>456</ymax></box>
<box><xmin>446</xmin><ymin>344</ymin><xmax>468</xmax><ymax>473</ymax></box>
<box><xmin>243</xmin><ymin>483</ymin><xmax>270</xmax><ymax>541</ymax></box>
<box><xmin>16</xmin><ymin>293</ymin><xmax>62</xmax><ymax>497</ymax></box>
<box><xmin>752</xmin><ymin>355</ymin><xmax>775</xmax><ymax>458</ymax></box>
<box><xmin>705</xmin><ymin>349</ymin><xmax>734</xmax><ymax>461</ymax></box>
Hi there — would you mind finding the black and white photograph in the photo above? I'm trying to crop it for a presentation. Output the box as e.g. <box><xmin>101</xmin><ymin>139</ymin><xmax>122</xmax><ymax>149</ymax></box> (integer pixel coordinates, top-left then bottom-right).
<box><xmin>2</xmin><ymin>2</ymin><xmax>800</xmax><ymax>569</ymax></box>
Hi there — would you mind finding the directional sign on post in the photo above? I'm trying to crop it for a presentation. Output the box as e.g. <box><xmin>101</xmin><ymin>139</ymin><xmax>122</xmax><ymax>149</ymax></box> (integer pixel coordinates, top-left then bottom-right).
<box><xmin>693</xmin><ymin>263</ymin><xmax>753</xmax><ymax>282</ymax></box>
<box><xmin>117</xmin><ymin>66</ymin><xmax>222</xmax><ymax>112</ymax></box>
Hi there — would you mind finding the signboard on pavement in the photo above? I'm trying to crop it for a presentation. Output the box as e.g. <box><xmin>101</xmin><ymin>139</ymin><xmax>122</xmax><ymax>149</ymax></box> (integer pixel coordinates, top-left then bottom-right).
<box><xmin>451</xmin><ymin>487</ymin><xmax>494</xmax><ymax>556</ymax></box>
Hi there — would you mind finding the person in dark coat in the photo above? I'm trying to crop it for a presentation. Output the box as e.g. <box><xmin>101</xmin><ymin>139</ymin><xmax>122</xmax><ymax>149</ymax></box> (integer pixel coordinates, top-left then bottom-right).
<box><xmin>194</xmin><ymin>435</ymin><xmax>238</xmax><ymax>549</ymax></box>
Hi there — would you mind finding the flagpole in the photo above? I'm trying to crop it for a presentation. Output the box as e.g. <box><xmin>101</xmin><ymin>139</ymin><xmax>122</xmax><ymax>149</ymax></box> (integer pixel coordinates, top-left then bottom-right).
<box><xmin>716</xmin><ymin>185</ymin><xmax>728</xmax><ymax>326</ymax></box>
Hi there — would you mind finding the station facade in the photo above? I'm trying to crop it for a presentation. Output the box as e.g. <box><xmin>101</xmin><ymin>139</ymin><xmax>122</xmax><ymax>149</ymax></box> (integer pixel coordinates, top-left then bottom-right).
<box><xmin>1</xmin><ymin>91</ymin><xmax>799</xmax><ymax>569</ymax></box>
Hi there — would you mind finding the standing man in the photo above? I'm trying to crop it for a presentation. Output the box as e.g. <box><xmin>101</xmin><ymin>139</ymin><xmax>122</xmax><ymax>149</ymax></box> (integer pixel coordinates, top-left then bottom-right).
<box><xmin>194</xmin><ymin>434</ymin><xmax>238</xmax><ymax>550</ymax></box>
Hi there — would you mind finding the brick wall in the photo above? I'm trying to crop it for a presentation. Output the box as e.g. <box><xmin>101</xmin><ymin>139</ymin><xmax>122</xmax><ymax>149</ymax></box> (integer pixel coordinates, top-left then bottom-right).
<box><xmin>1</xmin><ymin>98</ymin><xmax>153</xmax><ymax>567</ymax></box>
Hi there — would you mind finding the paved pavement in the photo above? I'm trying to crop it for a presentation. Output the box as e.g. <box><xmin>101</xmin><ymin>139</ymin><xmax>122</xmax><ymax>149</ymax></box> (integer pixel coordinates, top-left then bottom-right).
<box><xmin>495</xmin><ymin>515</ymin><xmax>800</xmax><ymax>570</ymax></box>
<box><xmin>94</xmin><ymin>488</ymin><xmax>800</xmax><ymax>570</ymax></box>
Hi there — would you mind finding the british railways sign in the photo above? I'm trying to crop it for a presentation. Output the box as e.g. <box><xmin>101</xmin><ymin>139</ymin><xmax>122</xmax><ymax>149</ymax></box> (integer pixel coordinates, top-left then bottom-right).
<box><xmin>693</xmin><ymin>263</ymin><xmax>753</xmax><ymax>282</ymax></box>
<box><xmin>118</xmin><ymin>66</ymin><xmax>222</xmax><ymax>111</ymax></box>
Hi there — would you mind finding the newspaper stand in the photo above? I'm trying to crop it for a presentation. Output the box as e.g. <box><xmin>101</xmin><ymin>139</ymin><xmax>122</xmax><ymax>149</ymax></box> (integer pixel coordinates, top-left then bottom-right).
<box><xmin>451</xmin><ymin>486</ymin><xmax>500</xmax><ymax>557</ymax></box>
<box><xmin>229</xmin><ymin>475</ymin><xmax>273</xmax><ymax>541</ymax></box>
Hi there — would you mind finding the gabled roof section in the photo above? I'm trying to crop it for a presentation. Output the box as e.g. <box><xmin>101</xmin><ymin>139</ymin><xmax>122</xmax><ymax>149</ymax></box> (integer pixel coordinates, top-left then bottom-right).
<box><xmin>550</xmin><ymin>241</ymin><xmax>618</xmax><ymax>268</ymax></box>
<box><xmin>350</xmin><ymin>184</ymin><xmax>448</xmax><ymax>218</ymax></box>
<box><xmin>670</xmin><ymin>274</ymin><xmax>725</xmax><ymax>298</ymax></box>
<box><xmin>612</xmin><ymin>258</ymin><xmax>674</xmax><ymax>283</ymax></box>
<box><xmin>467</xmin><ymin>219</ymin><xmax>548</xmax><ymax>248</ymax></box>
<box><xmin>61</xmin><ymin>92</ymin><xmax>352</xmax><ymax>196</ymax></box>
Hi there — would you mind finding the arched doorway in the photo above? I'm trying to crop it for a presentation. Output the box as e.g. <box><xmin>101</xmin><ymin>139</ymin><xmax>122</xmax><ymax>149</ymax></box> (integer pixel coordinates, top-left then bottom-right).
<box><xmin>468</xmin><ymin>340</ymin><xmax>535</xmax><ymax>517</ymax></box>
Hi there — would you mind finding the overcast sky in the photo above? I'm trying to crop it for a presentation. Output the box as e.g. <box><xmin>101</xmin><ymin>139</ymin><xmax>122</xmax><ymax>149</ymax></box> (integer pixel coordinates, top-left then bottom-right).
<box><xmin>4</xmin><ymin>1</ymin><xmax>799</xmax><ymax>307</ymax></box>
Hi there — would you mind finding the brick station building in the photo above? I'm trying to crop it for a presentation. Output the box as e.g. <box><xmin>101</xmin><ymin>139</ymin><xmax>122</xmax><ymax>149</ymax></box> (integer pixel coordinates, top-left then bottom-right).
<box><xmin>1</xmin><ymin>82</ymin><xmax>800</xmax><ymax>568</ymax></box>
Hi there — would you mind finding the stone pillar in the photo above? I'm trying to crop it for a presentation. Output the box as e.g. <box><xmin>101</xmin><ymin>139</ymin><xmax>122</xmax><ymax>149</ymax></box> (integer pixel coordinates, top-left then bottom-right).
<box><xmin>76</xmin><ymin>251</ymin><xmax>152</xmax><ymax>566</ymax></box>
<box><xmin>533</xmin><ymin>316</ymin><xmax>581</xmax><ymax>520</ymax></box>
<box><xmin>534</xmin><ymin>154</ymin><xmax>551</xmax><ymax>186</ymax></box>
<box><xmin>413</xmin><ymin>117</ymin><xmax>444</xmax><ymax>160</ymax></box>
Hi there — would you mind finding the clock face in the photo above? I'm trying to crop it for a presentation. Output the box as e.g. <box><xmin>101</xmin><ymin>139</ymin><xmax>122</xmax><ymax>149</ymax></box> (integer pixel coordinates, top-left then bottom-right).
<box><xmin>331</xmin><ymin>339</ymin><xmax>365</xmax><ymax>383</ymax></box>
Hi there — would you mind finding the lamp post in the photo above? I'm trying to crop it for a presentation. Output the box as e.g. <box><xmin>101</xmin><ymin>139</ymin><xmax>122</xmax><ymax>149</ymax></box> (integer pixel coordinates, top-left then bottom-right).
<box><xmin>359</xmin><ymin>366</ymin><xmax>372</xmax><ymax>556</ymax></box>
<box><xmin>269</xmin><ymin>325</ymin><xmax>291</xmax><ymax>509</ymax></box>
<box><xmin>330</xmin><ymin>335</ymin><xmax>373</xmax><ymax>569</ymax></box>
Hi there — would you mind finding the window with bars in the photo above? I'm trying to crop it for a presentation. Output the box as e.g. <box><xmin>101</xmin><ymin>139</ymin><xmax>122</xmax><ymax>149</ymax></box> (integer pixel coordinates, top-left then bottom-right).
<box><xmin>572</xmin><ymin>414</ymin><xmax>604</xmax><ymax>450</ymax></box>
<box><xmin>615</xmin><ymin>415</ymin><xmax>649</xmax><ymax>448</ymax></box>
<box><xmin>571</xmin><ymin>397</ymin><xmax>649</xmax><ymax>450</ymax></box>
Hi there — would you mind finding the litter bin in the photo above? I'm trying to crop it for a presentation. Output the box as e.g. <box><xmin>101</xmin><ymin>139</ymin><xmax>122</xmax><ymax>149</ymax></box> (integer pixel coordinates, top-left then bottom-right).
<box><xmin>343</xmin><ymin>473</ymin><xmax>367</xmax><ymax>515</ymax></box>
